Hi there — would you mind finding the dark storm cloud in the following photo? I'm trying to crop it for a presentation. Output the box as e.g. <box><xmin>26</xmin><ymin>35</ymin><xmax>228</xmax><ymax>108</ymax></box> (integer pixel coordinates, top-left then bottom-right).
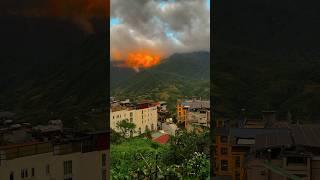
<box><xmin>110</xmin><ymin>0</ymin><xmax>210</xmax><ymax>61</ymax></box>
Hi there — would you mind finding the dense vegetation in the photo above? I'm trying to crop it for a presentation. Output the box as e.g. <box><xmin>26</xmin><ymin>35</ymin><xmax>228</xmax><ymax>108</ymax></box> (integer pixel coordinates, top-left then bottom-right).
<box><xmin>0</xmin><ymin>16</ymin><xmax>107</xmax><ymax>130</ymax></box>
<box><xmin>214</xmin><ymin>0</ymin><xmax>320</xmax><ymax>121</ymax></box>
<box><xmin>111</xmin><ymin>52</ymin><xmax>210</xmax><ymax>112</ymax></box>
<box><xmin>110</xmin><ymin>129</ymin><xmax>210</xmax><ymax>179</ymax></box>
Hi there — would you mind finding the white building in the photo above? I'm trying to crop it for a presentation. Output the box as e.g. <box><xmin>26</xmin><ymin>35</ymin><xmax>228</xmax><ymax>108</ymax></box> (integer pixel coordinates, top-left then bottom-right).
<box><xmin>110</xmin><ymin>101</ymin><xmax>158</xmax><ymax>137</ymax></box>
<box><xmin>0</xmin><ymin>131</ymin><xmax>108</xmax><ymax>180</ymax></box>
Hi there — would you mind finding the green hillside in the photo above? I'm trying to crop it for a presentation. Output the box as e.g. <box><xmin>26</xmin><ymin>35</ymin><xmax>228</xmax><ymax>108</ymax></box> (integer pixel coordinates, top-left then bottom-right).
<box><xmin>0</xmin><ymin>16</ymin><xmax>107</xmax><ymax>130</ymax></box>
<box><xmin>110</xmin><ymin>52</ymin><xmax>210</xmax><ymax>111</ymax></box>
<box><xmin>214</xmin><ymin>0</ymin><xmax>320</xmax><ymax>121</ymax></box>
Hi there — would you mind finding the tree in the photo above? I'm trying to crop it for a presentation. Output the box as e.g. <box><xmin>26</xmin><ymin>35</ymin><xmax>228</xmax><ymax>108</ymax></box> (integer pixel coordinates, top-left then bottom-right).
<box><xmin>116</xmin><ymin>119</ymin><xmax>136</xmax><ymax>138</ymax></box>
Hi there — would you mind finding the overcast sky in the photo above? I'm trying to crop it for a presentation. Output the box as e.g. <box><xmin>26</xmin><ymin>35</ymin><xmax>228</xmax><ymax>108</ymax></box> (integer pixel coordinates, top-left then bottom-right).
<box><xmin>110</xmin><ymin>0</ymin><xmax>210</xmax><ymax>61</ymax></box>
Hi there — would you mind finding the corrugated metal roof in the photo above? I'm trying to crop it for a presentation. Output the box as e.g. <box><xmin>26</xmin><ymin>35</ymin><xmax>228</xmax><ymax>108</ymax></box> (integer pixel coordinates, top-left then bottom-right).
<box><xmin>291</xmin><ymin>125</ymin><xmax>320</xmax><ymax>148</ymax></box>
<box><xmin>230</xmin><ymin>128</ymin><xmax>289</xmax><ymax>139</ymax></box>
<box><xmin>255</xmin><ymin>131</ymin><xmax>292</xmax><ymax>150</ymax></box>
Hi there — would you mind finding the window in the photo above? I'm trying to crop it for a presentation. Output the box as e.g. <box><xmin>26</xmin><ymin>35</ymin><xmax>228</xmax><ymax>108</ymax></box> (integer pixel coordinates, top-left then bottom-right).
<box><xmin>10</xmin><ymin>172</ymin><xmax>14</xmax><ymax>180</ymax></box>
<box><xmin>221</xmin><ymin>160</ymin><xmax>228</xmax><ymax>171</ymax></box>
<box><xmin>130</xmin><ymin>112</ymin><xmax>133</xmax><ymax>117</ymax></box>
<box><xmin>113</xmin><ymin>116</ymin><xmax>114</xmax><ymax>119</ymax></box>
<box><xmin>235</xmin><ymin>156</ymin><xmax>241</xmax><ymax>167</ymax></box>
<box><xmin>102</xmin><ymin>153</ymin><xmax>106</xmax><ymax>167</ymax></box>
<box><xmin>138</xmin><ymin>128</ymin><xmax>141</xmax><ymax>134</ymax></box>
<box><xmin>31</xmin><ymin>168</ymin><xmax>35</xmax><ymax>177</ymax></box>
<box><xmin>221</xmin><ymin>148</ymin><xmax>228</xmax><ymax>155</ymax></box>
<box><xmin>63</xmin><ymin>160</ymin><xmax>72</xmax><ymax>175</ymax></box>
<box><xmin>102</xmin><ymin>169</ymin><xmax>107</xmax><ymax>180</ymax></box>
<box><xmin>21</xmin><ymin>169</ymin><xmax>28</xmax><ymax>178</ymax></box>
<box><xmin>45</xmin><ymin>164</ymin><xmax>50</xmax><ymax>175</ymax></box>
<box><xmin>130</xmin><ymin>118</ymin><xmax>133</xmax><ymax>123</ymax></box>
<box><xmin>220</xmin><ymin>136</ymin><xmax>228</xmax><ymax>143</ymax></box>
<box><xmin>287</xmin><ymin>157</ymin><xmax>307</xmax><ymax>165</ymax></box>
<box><xmin>235</xmin><ymin>172</ymin><xmax>240</xmax><ymax>180</ymax></box>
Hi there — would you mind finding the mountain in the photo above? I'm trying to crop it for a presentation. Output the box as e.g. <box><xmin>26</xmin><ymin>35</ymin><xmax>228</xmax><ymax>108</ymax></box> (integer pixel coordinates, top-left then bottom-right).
<box><xmin>214</xmin><ymin>0</ymin><xmax>320</xmax><ymax>122</ymax></box>
<box><xmin>110</xmin><ymin>52</ymin><xmax>210</xmax><ymax>111</ymax></box>
<box><xmin>0</xmin><ymin>16</ymin><xmax>108</xmax><ymax>130</ymax></box>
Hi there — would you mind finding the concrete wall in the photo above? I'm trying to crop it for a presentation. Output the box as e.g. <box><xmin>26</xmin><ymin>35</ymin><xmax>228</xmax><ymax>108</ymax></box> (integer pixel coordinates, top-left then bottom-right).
<box><xmin>0</xmin><ymin>150</ymin><xmax>107</xmax><ymax>180</ymax></box>
<box><xmin>110</xmin><ymin>106</ymin><xmax>158</xmax><ymax>136</ymax></box>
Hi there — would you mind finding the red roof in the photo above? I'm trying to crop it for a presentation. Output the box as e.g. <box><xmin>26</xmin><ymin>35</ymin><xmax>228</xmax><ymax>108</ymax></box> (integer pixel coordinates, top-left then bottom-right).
<box><xmin>152</xmin><ymin>134</ymin><xmax>170</xmax><ymax>144</ymax></box>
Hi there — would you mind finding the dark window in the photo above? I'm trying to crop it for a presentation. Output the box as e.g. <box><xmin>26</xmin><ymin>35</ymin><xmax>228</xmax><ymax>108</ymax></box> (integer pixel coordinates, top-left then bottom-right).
<box><xmin>102</xmin><ymin>153</ymin><xmax>106</xmax><ymax>167</ymax></box>
<box><xmin>235</xmin><ymin>156</ymin><xmax>241</xmax><ymax>167</ymax></box>
<box><xmin>235</xmin><ymin>172</ymin><xmax>240</xmax><ymax>180</ymax></box>
<box><xmin>10</xmin><ymin>172</ymin><xmax>14</xmax><ymax>180</ymax></box>
<box><xmin>221</xmin><ymin>160</ymin><xmax>228</xmax><ymax>171</ymax></box>
<box><xmin>287</xmin><ymin>157</ymin><xmax>307</xmax><ymax>165</ymax></box>
<box><xmin>46</xmin><ymin>165</ymin><xmax>50</xmax><ymax>175</ymax></box>
<box><xmin>221</xmin><ymin>148</ymin><xmax>228</xmax><ymax>155</ymax></box>
<box><xmin>220</xmin><ymin>136</ymin><xmax>228</xmax><ymax>143</ymax></box>
<box><xmin>31</xmin><ymin>168</ymin><xmax>35</xmax><ymax>177</ymax></box>
<box><xmin>102</xmin><ymin>169</ymin><xmax>107</xmax><ymax>180</ymax></box>
<box><xmin>63</xmin><ymin>160</ymin><xmax>72</xmax><ymax>175</ymax></box>
<box><xmin>21</xmin><ymin>169</ymin><xmax>28</xmax><ymax>178</ymax></box>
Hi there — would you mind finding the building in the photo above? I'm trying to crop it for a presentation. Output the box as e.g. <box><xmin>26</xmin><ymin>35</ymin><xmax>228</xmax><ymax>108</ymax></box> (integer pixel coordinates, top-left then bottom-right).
<box><xmin>247</xmin><ymin>125</ymin><xmax>320</xmax><ymax>180</ymax></box>
<box><xmin>176</xmin><ymin>98</ymin><xmax>210</xmax><ymax>128</ymax></box>
<box><xmin>0</xmin><ymin>131</ymin><xmax>108</xmax><ymax>180</ymax></box>
<box><xmin>214</xmin><ymin>120</ymin><xmax>320</xmax><ymax>180</ymax></box>
<box><xmin>214</xmin><ymin>126</ymin><xmax>289</xmax><ymax>180</ymax></box>
<box><xmin>161</xmin><ymin>119</ymin><xmax>178</xmax><ymax>136</ymax></box>
<box><xmin>110</xmin><ymin>99</ymin><xmax>158</xmax><ymax>137</ymax></box>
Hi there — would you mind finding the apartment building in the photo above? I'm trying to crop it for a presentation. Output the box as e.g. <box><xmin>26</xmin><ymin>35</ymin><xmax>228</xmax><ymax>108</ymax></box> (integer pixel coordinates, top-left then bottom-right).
<box><xmin>247</xmin><ymin>125</ymin><xmax>320</xmax><ymax>180</ymax></box>
<box><xmin>176</xmin><ymin>98</ymin><xmax>210</xmax><ymax>128</ymax></box>
<box><xmin>0</xmin><ymin>131</ymin><xmax>108</xmax><ymax>180</ymax></box>
<box><xmin>110</xmin><ymin>99</ymin><xmax>158</xmax><ymax>136</ymax></box>
<box><xmin>214</xmin><ymin>125</ymin><xmax>289</xmax><ymax>180</ymax></box>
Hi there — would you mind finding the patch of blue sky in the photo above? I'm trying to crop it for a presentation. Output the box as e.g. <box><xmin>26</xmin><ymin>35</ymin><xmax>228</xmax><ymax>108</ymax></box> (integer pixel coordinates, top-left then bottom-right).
<box><xmin>151</xmin><ymin>16</ymin><xmax>181</xmax><ymax>45</ymax></box>
<box><xmin>158</xmin><ymin>0</ymin><xmax>176</xmax><ymax>10</ymax></box>
<box><xmin>207</xmin><ymin>0</ymin><xmax>210</xmax><ymax>9</ymax></box>
<box><xmin>165</xmin><ymin>30</ymin><xmax>181</xmax><ymax>45</ymax></box>
<box><xmin>110</xmin><ymin>17</ymin><xmax>122</xmax><ymax>27</ymax></box>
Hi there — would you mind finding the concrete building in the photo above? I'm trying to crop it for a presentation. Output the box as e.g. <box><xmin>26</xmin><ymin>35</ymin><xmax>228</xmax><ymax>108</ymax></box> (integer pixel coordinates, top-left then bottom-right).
<box><xmin>110</xmin><ymin>100</ymin><xmax>158</xmax><ymax>137</ymax></box>
<box><xmin>0</xmin><ymin>131</ymin><xmax>108</xmax><ymax>180</ymax></box>
<box><xmin>176</xmin><ymin>98</ymin><xmax>210</xmax><ymax>128</ymax></box>
<box><xmin>247</xmin><ymin>125</ymin><xmax>320</xmax><ymax>180</ymax></box>
<box><xmin>161</xmin><ymin>119</ymin><xmax>178</xmax><ymax>136</ymax></box>
<box><xmin>214</xmin><ymin>122</ymin><xmax>320</xmax><ymax>180</ymax></box>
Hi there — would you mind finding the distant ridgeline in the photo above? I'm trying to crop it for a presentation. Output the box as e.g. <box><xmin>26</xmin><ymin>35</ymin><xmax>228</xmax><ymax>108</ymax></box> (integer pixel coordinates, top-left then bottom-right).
<box><xmin>110</xmin><ymin>52</ymin><xmax>211</xmax><ymax>112</ymax></box>
<box><xmin>214</xmin><ymin>0</ymin><xmax>320</xmax><ymax>121</ymax></box>
<box><xmin>0</xmin><ymin>16</ymin><xmax>107</xmax><ymax>130</ymax></box>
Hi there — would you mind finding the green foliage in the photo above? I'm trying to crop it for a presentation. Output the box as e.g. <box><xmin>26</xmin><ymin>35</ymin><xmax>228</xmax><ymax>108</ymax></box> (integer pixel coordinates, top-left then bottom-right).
<box><xmin>110</xmin><ymin>129</ymin><xmax>125</xmax><ymax>144</ymax></box>
<box><xmin>116</xmin><ymin>119</ymin><xmax>136</xmax><ymax>138</ymax></box>
<box><xmin>164</xmin><ymin>152</ymin><xmax>210</xmax><ymax>179</ymax></box>
<box><xmin>111</xmin><ymin>130</ymin><xmax>210</xmax><ymax>179</ymax></box>
<box><xmin>163</xmin><ymin>130</ymin><xmax>210</xmax><ymax>165</ymax></box>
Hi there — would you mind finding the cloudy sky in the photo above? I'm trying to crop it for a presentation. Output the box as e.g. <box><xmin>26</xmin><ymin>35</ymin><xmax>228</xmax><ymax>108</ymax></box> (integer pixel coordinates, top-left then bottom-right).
<box><xmin>110</xmin><ymin>0</ymin><xmax>210</xmax><ymax>69</ymax></box>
